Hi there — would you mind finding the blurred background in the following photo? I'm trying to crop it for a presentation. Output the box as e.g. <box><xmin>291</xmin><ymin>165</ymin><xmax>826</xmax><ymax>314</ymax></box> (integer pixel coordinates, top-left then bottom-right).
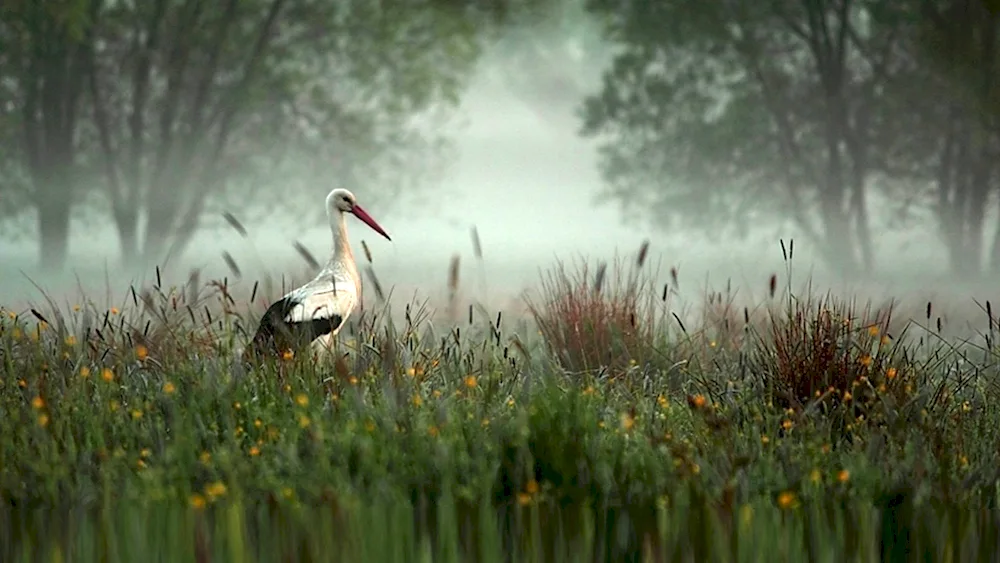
<box><xmin>1</xmin><ymin>0</ymin><xmax>998</xmax><ymax>325</ymax></box>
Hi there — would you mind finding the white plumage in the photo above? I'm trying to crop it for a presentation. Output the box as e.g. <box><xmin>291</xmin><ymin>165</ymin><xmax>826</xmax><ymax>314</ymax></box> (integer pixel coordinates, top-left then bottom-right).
<box><xmin>246</xmin><ymin>188</ymin><xmax>390</xmax><ymax>359</ymax></box>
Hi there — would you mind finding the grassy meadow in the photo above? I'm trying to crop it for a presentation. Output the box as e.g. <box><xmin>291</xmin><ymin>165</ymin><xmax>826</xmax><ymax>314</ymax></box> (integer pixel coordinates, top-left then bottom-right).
<box><xmin>3</xmin><ymin>239</ymin><xmax>1000</xmax><ymax>562</ymax></box>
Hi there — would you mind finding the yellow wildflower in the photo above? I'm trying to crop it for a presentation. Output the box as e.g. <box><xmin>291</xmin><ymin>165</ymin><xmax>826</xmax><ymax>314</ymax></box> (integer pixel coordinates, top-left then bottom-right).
<box><xmin>249</xmin><ymin>446</ymin><xmax>260</xmax><ymax>456</ymax></box>
<box><xmin>135</xmin><ymin>344</ymin><xmax>148</xmax><ymax>361</ymax></box>
<box><xmin>837</xmin><ymin>469</ymin><xmax>850</xmax><ymax>483</ymax></box>
<box><xmin>199</xmin><ymin>451</ymin><xmax>212</xmax><ymax>464</ymax></box>
<box><xmin>761</xmin><ymin>435</ymin><xmax>770</xmax><ymax>445</ymax></box>
<box><xmin>777</xmin><ymin>491</ymin><xmax>798</xmax><ymax>510</ymax></box>
<box><xmin>412</xmin><ymin>394</ymin><xmax>423</xmax><ymax>407</ymax></box>
<box><xmin>464</xmin><ymin>375</ymin><xmax>477</xmax><ymax>388</ymax></box>
<box><xmin>131</xmin><ymin>409</ymin><xmax>143</xmax><ymax>420</ymax></box>
<box><xmin>190</xmin><ymin>494</ymin><xmax>207</xmax><ymax>509</ymax></box>
<box><xmin>620</xmin><ymin>412</ymin><xmax>635</xmax><ymax>432</ymax></box>
<box><xmin>868</xmin><ymin>325</ymin><xmax>879</xmax><ymax>336</ymax></box>
<box><xmin>298</xmin><ymin>415</ymin><xmax>310</xmax><ymax>428</ymax></box>
<box><xmin>80</xmin><ymin>367</ymin><xmax>91</xmax><ymax>379</ymax></box>
<box><xmin>517</xmin><ymin>492</ymin><xmax>532</xmax><ymax>506</ymax></box>
<box><xmin>810</xmin><ymin>468</ymin><xmax>822</xmax><ymax>484</ymax></box>
<box><xmin>101</xmin><ymin>368</ymin><xmax>114</xmax><ymax>382</ymax></box>
<box><xmin>64</xmin><ymin>335</ymin><xmax>77</xmax><ymax>346</ymax></box>
<box><xmin>281</xmin><ymin>350</ymin><xmax>294</xmax><ymax>361</ymax></box>
<box><xmin>163</xmin><ymin>381</ymin><xmax>176</xmax><ymax>394</ymax></box>
<box><xmin>295</xmin><ymin>394</ymin><xmax>308</xmax><ymax>407</ymax></box>
<box><xmin>205</xmin><ymin>481</ymin><xmax>227</xmax><ymax>499</ymax></box>
<box><xmin>657</xmin><ymin>395</ymin><xmax>668</xmax><ymax>408</ymax></box>
<box><xmin>886</xmin><ymin>367</ymin><xmax>897</xmax><ymax>380</ymax></box>
<box><xmin>110</xmin><ymin>307</ymin><xmax>119</xmax><ymax>315</ymax></box>
<box><xmin>37</xmin><ymin>414</ymin><xmax>49</xmax><ymax>427</ymax></box>
<box><xmin>860</xmin><ymin>355</ymin><xmax>872</xmax><ymax>367</ymax></box>
<box><xmin>30</xmin><ymin>396</ymin><xmax>44</xmax><ymax>410</ymax></box>
<box><xmin>525</xmin><ymin>479</ymin><xmax>539</xmax><ymax>495</ymax></box>
<box><xmin>781</xmin><ymin>419</ymin><xmax>793</xmax><ymax>431</ymax></box>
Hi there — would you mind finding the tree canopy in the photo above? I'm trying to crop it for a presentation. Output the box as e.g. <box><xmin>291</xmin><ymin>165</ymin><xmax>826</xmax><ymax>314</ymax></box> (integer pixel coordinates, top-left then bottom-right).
<box><xmin>582</xmin><ymin>0</ymin><xmax>1000</xmax><ymax>275</ymax></box>
<box><xmin>0</xmin><ymin>0</ymin><xmax>532</xmax><ymax>270</ymax></box>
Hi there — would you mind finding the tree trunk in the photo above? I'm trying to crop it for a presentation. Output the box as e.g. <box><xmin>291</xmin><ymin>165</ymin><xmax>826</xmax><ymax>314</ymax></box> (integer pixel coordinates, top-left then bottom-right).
<box><xmin>114</xmin><ymin>206</ymin><xmax>140</xmax><ymax>266</ymax></box>
<box><xmin>37</xmin><ymin>196</ymin><xmax>71</xmax><ymax>272</ymax></box>
<box><xmin>990</xmin><ymin>197</ymin><xmax>1000</xmax><ymax>272</ymax></box>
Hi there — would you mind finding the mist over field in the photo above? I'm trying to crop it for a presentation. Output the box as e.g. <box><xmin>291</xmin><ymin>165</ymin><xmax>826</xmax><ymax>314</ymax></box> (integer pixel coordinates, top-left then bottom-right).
<box><xmin>2</xmin><ymin>3</ymin><xmax>998</xmax><ymax>340</ymax></box>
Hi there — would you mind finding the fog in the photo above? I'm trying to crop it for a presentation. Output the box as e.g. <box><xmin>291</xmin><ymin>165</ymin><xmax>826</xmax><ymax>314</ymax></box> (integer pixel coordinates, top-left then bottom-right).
<box><xmin>1</xmin><ymin>36</ymin><xmax>996</xmax><ymax>338</ymax></box>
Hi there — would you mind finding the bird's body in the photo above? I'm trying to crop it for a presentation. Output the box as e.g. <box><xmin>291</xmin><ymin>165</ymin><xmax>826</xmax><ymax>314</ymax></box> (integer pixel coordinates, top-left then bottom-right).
<box><xmin>245</xmin><ymin>188</ymin><xmax>390</xmax><ymax>361</ymax></box>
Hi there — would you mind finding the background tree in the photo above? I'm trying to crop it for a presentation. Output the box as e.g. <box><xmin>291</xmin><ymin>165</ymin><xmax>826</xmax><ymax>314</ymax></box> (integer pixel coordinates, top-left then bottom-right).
<box><xmin>0</xmin><ymin>0</ymin><xmax>537</xmax><ymax>271</ymax></box>
<box><xmin>85</xmin><ymin>0</ymin><xmax>509</xmax><ymax>268</ymax></box>
<box><xmin>0</xmin><ymin>0</ymin><xmax>97</xmax><ymax>271</ymax></box>
<box><xmin>580</xmin><ymin>0</ymin><xmax>918</xmax><ymax>274</ymax></box>
<box><xmin>890</xmin><ymin>0</ymin><xmax>1000</xmax><ymax>274</ymax></box>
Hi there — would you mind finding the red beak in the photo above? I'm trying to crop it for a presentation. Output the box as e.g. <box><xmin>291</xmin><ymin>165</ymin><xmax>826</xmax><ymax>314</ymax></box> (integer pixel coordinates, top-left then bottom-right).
<box><xmin>351</xmin><ymin>204</ymin><xmax>391</xmax><ymax>241</ymax></box>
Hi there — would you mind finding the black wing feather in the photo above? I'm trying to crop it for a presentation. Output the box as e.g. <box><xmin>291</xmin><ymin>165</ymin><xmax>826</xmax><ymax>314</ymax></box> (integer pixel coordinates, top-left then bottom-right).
<box><xmin>247</xmin><ymin>296</ymin><xmax>344</xmax><ymax>359</ymax></box>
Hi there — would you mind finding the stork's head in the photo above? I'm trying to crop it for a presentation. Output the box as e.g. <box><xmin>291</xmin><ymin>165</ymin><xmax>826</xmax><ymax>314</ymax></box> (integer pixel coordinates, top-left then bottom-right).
<box><xmin>326</xmin><ymin>188</ymin><xmax>392</xmax><ymax>241</ymax></box>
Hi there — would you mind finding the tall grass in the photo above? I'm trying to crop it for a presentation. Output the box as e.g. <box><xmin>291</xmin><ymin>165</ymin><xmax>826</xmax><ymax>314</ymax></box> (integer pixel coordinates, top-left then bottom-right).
<box><xmin>3</xmin><ymin>238</ymin><xmax>1000</xmax><ymax>562</ymax></box>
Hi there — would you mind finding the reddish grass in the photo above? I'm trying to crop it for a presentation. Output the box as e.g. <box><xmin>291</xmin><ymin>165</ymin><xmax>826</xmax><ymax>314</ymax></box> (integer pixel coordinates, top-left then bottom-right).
<box><xmin>755</xmin><ymin>292</ymin><xmax>917</xmax><ymax>410</ymax></box>
<box><xmin>524</xmin><ymin>251</ymin><xmax>663</xmax><ymax>375</ymax></box>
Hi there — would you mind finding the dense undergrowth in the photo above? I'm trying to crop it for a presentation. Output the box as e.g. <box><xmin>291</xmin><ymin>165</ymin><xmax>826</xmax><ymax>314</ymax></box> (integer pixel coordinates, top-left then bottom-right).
<box><xmin>2</xmin><ymin>243</ymin><xmax>1000</xmax><ymax>562</ymax></box>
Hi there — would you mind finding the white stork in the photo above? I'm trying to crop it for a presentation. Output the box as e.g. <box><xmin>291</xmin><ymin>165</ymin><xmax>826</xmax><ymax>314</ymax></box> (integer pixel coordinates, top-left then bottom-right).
<box><xmin>246</xmin><ymin>188</ymin><xmax>391</xmax><ymax>360</ymax></box>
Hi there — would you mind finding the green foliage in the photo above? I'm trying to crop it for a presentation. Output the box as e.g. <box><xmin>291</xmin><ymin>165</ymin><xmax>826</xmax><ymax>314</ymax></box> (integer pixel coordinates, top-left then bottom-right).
<box><xmin>0</xmin><ymin>0</ymin><xmax>531</xmax><ymax>266</ymax></box>
<box><xmin>3</xmin><ymin>254</ymin><xmax>1000</xmax><ymax>558</ymax></box>
<box><xmin>581</xmin><ymin>0</ymin><xmax>1000</xmax><ymax>274</ymax></box>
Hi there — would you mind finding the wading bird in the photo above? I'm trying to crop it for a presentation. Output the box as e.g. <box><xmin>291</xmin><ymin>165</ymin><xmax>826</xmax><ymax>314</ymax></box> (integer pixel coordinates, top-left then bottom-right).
<box><xmin>245</xmin><ymin>188</ymin><xmax>391</xmax><ymax>361</ymax></box>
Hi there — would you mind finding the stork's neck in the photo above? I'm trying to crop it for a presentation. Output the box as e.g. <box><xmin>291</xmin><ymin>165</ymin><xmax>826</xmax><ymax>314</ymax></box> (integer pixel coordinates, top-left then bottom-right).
<box><xmin>328</xmin><ymin>212</ymin><xmax>354</xmax><ymax>268</ymax></box>
<box><xmin>325</xmin><ymin>211</ymin><xmax>358</xmax><ymax>279</ymax></box>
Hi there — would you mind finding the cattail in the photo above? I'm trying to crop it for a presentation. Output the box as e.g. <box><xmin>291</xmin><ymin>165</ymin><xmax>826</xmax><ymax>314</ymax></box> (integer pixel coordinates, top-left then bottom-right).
<box><xmin>364</xmin><ymin>266</ymin><xmax>385</xmax><ymax>303</ymax></box>
<box><xmin>448</xmin><ymin>255</ymin><xmax>461</xmax><ymax>292</ymax></box>
<box><xmin>187</xmin><ymin>269</ymin><xmax>201</xmax><ymax>306</ymax></box>
<box><xmin>637</xmin><ymin>239</ymin><xmax>649</xmax><ymax>268</ymax></box>
<box><xmin>780</xmin><ymin>239</ymin><xmax>788</xmax><ymax>261</ymax></box>
<box><xmin>222</xmin><ymin>252</ymin><xmax>241</xmax><ymax>278</ymax></box>
<box><xmin>670</xmin><ymin>266</ymin><xmax>678</xmax><ymax>288</ymax></box>
<box><xmin>29</xmin><ymin>308</ymin><xmax>48</xmax><ymax>324</ymax></box>
<box><xmin>361</xmin><ymin>240</ymin><xmax>373</xmax><ymax>264</ymax></box>
<box><xmin>468</xmin><ymin>304</ymin><xmax>474</xmax><ymax>325</ymax></box>
<box><xmin>222</xmin><ymin>211</ymin><xmax>248</xmax><ymax>238</ymax></box>
<box><xmin>987</xmin><ymin>300</ymin><xmax>994</xmax><ymax>330</ymax></box>
<box><xmin>470</xmin><ymin>226</ymin><xmax>482</xmax><ymax>260</ymax></box>
<box><xmin>926</xmin><ymin>301</ymin><xmax>932</xmax><ymax>320</ymax></box>
<box><xmin>293</xmin><ymin>241</ymin><xmax>320</xmax><ymax>271</ymax></box>
<box><xmin>769</xmin><ymin>274</ymin><xmax>777</xmax><ymax>298</ymax></box>
<box><xmin>672</xmin><ymin>312</ymin><xmax>687</xmax><ymax>334</ymax></box>
<box><xmin>250</xmin><ymin>281</ymin><xmax>258</xmax><ymax>304</ymax></box>
<box><xmin>594</xmin><ymin>261</ymin><xmax>607</xmax><ymax>294</ymax></box>
<box><xmin>936</xmin><ymin>317</ymin><xmax>942</xmax><ymax>333</ymax></box>
<box><xmin>662</xmin><ymin>284</ymin><xmax>669</xmax><ymax>302</ymax></box>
